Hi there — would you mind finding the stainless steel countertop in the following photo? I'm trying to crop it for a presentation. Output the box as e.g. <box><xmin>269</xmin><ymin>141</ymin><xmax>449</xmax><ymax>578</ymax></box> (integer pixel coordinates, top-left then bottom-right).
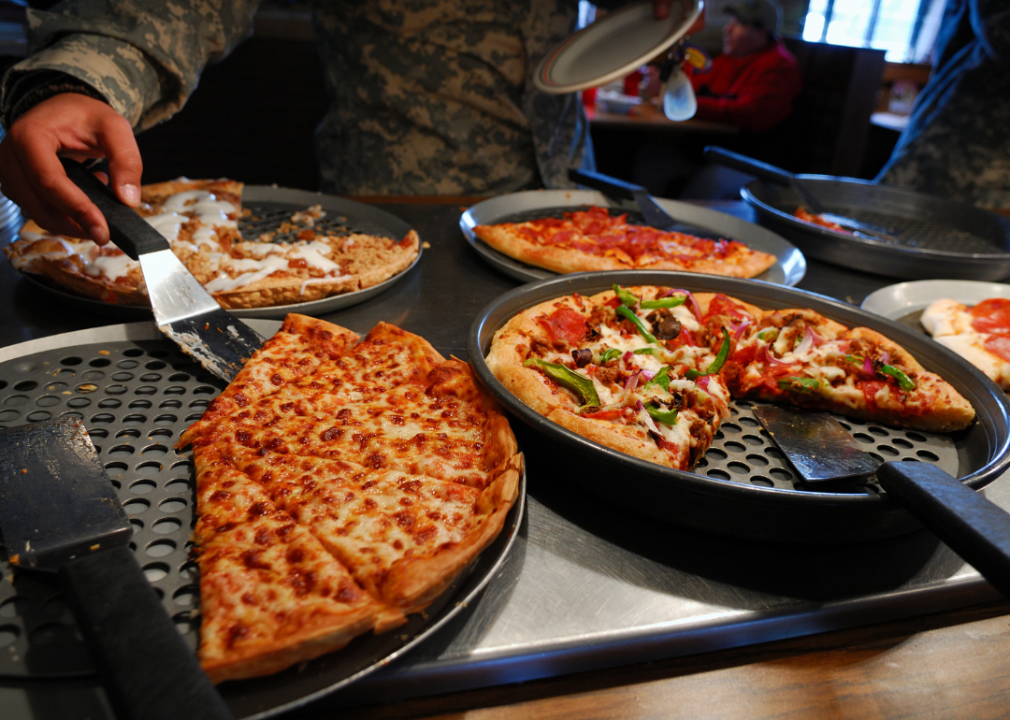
<box><xmin>1</xmin><ymin>201</ymin><xmax>1002</xmax><ymax>719</ymax></box>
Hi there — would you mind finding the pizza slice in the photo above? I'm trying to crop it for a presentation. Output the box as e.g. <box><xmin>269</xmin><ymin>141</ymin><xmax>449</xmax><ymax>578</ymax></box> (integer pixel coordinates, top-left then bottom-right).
<box><xmin>195</xmin><ymin>359</ymin><xmax>516</xmax><ymax>489</ymax></box>
<box><xmin>707</xmin><ymin>295</ymin><xmax>976</xmax><ymax>432</ymax></box>
<box><xmin>180</xmin><ymin>314</ymin><xmax>360</xmax><ymax>447</ymax></box>
<box><xmin>224</xmin><ymin>447</ymin><xmax>521</xmax><ymax>619</ymax></box>
<box><xmin>193</xmin><ymin>445</ymin><xmax>383</xmax><ymax>684</ymax></box>
<box><xmin>473</xmin><ymin>206</ymin><xmax>776</xmax><ymax>278</ymax></box>
<box><xmin>921</xmin><ymin>297</ymin><xmax>1010</xmax><ymax>390</ymax></box>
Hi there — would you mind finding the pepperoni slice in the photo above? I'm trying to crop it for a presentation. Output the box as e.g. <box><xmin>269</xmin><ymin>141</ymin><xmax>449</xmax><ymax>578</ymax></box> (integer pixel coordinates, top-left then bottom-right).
<box><xmin>705</xmin><ymin>293</ymin><xmax>750</xmax><ymax>321</ymax></box>
<box><xmin>537</xmin><ymin>307</ymin><xmax>588</xmax><ymax>348</ymax></box>
<box><xmin>985</xmin><ymin>334</ymin><xmax>1010</xmax><ymax>363</ymax></box>
<box><xmin>970</xmin><ymin>298</ymin><xmax>1010</xmax><ymax>335</ymax></box>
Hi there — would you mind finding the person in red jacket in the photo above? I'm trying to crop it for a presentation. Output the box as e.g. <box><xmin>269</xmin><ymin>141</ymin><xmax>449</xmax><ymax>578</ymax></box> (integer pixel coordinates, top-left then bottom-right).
<box><xmin>691</xmin><ymin>0</ymin><xmax>801</xmax><ymax>133</ymax></box>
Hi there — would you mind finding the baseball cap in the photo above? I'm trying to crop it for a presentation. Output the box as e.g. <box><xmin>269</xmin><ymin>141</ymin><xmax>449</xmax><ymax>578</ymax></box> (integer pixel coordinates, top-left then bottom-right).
<box><xmin>723</xmin><ymin>0</ymin><xmax>782</xmax><ymax>35</ymax></box>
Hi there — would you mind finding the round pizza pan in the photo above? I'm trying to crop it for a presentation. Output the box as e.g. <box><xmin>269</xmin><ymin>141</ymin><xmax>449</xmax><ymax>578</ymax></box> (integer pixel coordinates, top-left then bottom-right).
<box><xmin>459</xmin><ymin>189</ymin><xmax>806</xmax><ymax>287</ymax></box>
<box><xmin>467</xmin><ymin>271</ymin><xmax>1010</xmax><ymax>544</ymax></box>
<box><xmin>0</xmin><ymin>321</ymin><xmax>525</xmax><ymax>720</ymax></box>
<box><xmin>9</xmin><ymin>186</ymin><xmax>421</xmax><ymax>320</ymax></box>
<box><xmin>741</xmin><ymin>177</ymin><xmax>1010</xmax><ymax>280</ymax></box>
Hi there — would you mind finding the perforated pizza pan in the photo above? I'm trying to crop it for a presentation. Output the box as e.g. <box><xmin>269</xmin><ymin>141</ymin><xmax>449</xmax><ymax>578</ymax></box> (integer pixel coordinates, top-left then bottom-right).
<box><xmin>0</xmin><ymin>321</ymin><xmax>526</xmax><ymax>720</ymax></box>
<box><xmin>741</xmin><ymin>177</ymin><xmax>1010</xmax><ymax>280</ymax></box>
<box><xmin>468</xmin><ymin>270</ymin><xmax>1010</xmax><ymax>544</ymax></box>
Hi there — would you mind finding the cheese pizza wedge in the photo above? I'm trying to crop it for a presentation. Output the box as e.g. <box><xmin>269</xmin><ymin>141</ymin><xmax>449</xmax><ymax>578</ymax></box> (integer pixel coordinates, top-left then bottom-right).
<box><xmin>182</xmin><ymin>316</ymin><xmax>522</xmax><ymax>683</ymax></box>
<box><xmin>194</xmin><ymin>445</ymin><xmax>383</xmax><ymax>684</ymax></box>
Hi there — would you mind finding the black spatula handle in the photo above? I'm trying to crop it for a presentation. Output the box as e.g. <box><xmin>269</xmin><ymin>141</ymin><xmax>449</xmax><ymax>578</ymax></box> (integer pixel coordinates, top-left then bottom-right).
<box><xmin>703</xmin><ymin>146</ymin><xmax>826</xmax><ymax>213</ymax></box>
<box><xmin>60</xmin><ymin>546</ymin><xmax>234</xmax><ymax>720</ymax></box>
<box><xmin>60</xmin><ymin>158</ymin><xmax>171</xmax><ymax>259</ymax></box>
<box><xmin>568</xmin><ymin>168</ymin><xmax>645</xmax><ymax>199</ymax></box>
<box><xmin>877</xmin><ymin>462</ymin><xmax>1010</xmax><ymax>598</ymax></box>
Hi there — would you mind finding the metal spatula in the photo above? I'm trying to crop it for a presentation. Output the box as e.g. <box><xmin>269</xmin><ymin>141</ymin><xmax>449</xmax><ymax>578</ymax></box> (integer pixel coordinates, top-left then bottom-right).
<box><xmin>753</xmin><ymin>406</ymin><xmax>1010</xmax><ymax>597</ymax></box>
<box><xmin>61</xmin><ymin>159</ymin><xmax>263</xmax><ymax>383</ymax></box>
<box><xmin>0</xmin><ymin>417</ymin><xmax>232</xmax><ymax>720</ymax></box>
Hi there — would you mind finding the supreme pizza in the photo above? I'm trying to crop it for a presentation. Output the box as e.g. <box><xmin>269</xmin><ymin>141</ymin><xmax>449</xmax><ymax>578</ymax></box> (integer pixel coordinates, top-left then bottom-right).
<box><xmin>921</xmin><ymin>297</ymin><xmax>1010</xmax><ymax>390</ymax></box>
<box><xmin>178</xmin><ymin>314</ymin><xmax>522</xmax><ymax>683</ymax></box>
<box><xmin>4</xmin><ymin>178</ymin><xmax>419</xmax><ymax>310</ymax></box>
<box><xmin>486</xmin><ymin>285</ymin><xmax>975</xmax><ymax>472</ymax></box>
<box><xmin>472</xmin><ymin>206</ymin><xmax>777</xmax><ymax>278</ymax></box>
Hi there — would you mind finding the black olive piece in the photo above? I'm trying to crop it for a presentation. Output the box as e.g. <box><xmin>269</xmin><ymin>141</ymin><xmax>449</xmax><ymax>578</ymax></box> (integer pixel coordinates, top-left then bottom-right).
<box><xmin>571</xmin><ymin>348</ymin><xmax>593</xmax><ymax>367</ymax></box>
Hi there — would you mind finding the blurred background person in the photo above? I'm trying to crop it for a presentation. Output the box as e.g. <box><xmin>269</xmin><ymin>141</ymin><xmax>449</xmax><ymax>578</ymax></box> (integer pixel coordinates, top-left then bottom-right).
<box><xmin>875</xmin><ymin>0</ymin><xmax>1010</xmax><ymax>214</ymax></box>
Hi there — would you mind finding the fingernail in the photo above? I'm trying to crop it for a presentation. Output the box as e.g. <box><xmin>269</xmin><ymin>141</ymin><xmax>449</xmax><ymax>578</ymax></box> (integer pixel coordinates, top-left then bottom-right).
<box><xmin>91</xmin><ymin>224</ymin><xmax>109</xmax><ymax>245</ymax></box>
<box><xmin>122</xmin><ymin>184</ymin><xmax>140</xmax><ymax>205</ymax></box>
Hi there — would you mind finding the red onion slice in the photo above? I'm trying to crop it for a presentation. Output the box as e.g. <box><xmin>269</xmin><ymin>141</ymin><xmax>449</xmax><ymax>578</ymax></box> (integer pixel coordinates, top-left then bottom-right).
<box><xmin>672</xmin><ymin>289</ymin><xmax>703</xmax><ymax>322</ymax></box>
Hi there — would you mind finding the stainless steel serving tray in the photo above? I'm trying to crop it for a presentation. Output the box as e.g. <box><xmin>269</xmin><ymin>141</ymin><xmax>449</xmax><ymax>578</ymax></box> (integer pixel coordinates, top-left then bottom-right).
<box><xmin>460</xmin><ymin>189</ymin><xmax>807</xmax><ymax>286</ymax></box>
<box><xmin>468</xmin><ymin>271</ymin><xmax>1010</xmax><ymax>543</ymax></box>
<box><xmin>741</xmin><ymin>177</ymin><xmax>1010</xmax><ymax>280</ymax></box>
<box><xmin>0</xmin><ymin>322</ymin><xmax>524</xmax><ymax>720</ymax></box>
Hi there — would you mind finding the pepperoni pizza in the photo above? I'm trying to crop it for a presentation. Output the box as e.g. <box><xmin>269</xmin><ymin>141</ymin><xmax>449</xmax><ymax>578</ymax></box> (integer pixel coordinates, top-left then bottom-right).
<box><xmin>473</xmin><ymin>206</ymin><xmax>777</xmax><ymax>278</ymax></box>
<box><xmin>921</xmin><ymin>297</ymin><xmax>1010</xmax><ymax>390</ymax></box>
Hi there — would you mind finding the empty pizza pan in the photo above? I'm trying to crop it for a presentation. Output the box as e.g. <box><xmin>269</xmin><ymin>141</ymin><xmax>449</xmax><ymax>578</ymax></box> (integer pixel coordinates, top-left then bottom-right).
<box><xmin>468</xmin><ymin>271</ymin><xmax>1010</xmax><ymax>544</ymax></box>
<box><xmin>741</xmin><ymin>177</ymin><xmax>1010</xmax><ymax>280</ymax></box>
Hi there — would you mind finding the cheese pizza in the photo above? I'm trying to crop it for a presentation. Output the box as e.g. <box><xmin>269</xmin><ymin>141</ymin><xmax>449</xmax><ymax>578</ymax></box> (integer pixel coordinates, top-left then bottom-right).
<box><xmin>921</xmin><ymin>297</ymin><xmax>1010</xmax><ymax>390</ymax></box>
<box><xmin>487</xmin><ymin>285</ymin><xmax>974</xmax><ymax>473</ymax></box>
<box><xmin>473</xmin><ymin>206</ymin><xmax>776</xmax><ymax>278</ymax></box>
<box><xmin>4</xmin><ymin>179</ymin><xmax>419</xmax><ymax>310</ymax></box>
<box><xmin>179</xmin><ymin>315</ymin><xmax>522</xmax><ymax>683</ymax></box>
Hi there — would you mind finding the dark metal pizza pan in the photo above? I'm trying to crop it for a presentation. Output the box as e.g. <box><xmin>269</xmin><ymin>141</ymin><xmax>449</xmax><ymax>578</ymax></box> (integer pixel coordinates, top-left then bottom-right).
<box><xmin>741</xmin><ymin>177</ymin><xmax>1010</xmax><ymax>280</ymax></box>
<box><xmin>0</xmin><ymin>321</ymin><xmax>525</xmax><ymax>720</ymax></box>
<box><xmin>467</xmin><ymin>271</ymin><xmax>1010</xmax><ymax>544</ymax></box>
<box><xmin>9</xmin><ymin>186</ymin><xmax>421</xmax><ymax>320</ymax></box>
<box><xmin>459</xmin><ymin>189</ymin><xmax>806</xmax><ymax>287</ymax></box>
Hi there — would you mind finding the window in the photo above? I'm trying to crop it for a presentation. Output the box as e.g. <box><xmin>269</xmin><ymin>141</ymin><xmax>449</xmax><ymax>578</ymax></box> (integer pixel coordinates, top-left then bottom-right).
<box><xmin>802</xmin><ymin>0</ymin><xmax>946</xmax><ymax>63</ymax></box>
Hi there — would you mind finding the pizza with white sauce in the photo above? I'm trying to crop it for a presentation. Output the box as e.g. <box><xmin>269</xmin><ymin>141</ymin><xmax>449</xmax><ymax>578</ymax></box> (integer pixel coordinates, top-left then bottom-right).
<box><xmin>3</xmin><ymin>178</ymin><xmax>419</xmax><ymax>309</ymax></box>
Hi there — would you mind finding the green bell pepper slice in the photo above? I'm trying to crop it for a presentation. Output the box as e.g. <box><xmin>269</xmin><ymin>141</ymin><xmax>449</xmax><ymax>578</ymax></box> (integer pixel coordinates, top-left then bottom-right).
<box><xmin>686</xmin><ymin>328</ymin><xmax>731</xmax><ymax>380</ymax></box>
<box><xmin>615</xmin><ymin>305</ymin><xmax>657</xmax><ymax>344</ymax></box>
<box><xmin>612</xmin><ymin>284</ymin><xmax>641</xmax><ymax>307</ymax></box>
<box><xmin>777</xmin><ymin>376</ymin><xmax>820</xmax><ymax>393</ymax></box>
<box><xmin>600</xmin><ymin>348</ymin><xmax>622</xmax><ymax>364</ymax></box>
<box><xmin>879</xmin><ymin>364</ymin><xmax>917</xmax><ymax>391</ymax></box>
<box><xmin>641</xmin><ymin>294</ymin><xmax>687</xmax><ymax>309</ymax></box>
<box><xmin>645</xmin><ymin>403</ymin><xmax>679</xmax><ymax>425</ymax></box>
<box><xmin>524</xmin><ymin>358</ymin><xmax>601</xmax><ymax>409</ymax></box>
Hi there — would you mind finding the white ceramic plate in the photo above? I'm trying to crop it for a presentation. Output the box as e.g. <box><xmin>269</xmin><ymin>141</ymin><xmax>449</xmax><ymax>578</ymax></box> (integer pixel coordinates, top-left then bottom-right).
<box><xmin>861</xmin><ymin>280</ymin><xmax>1010</xmax><ymax>322</ymax></box>
<box><xmin>533</xmin><ymin>0</ymin><xmax>702</xmax><ymax>93</ymax></box>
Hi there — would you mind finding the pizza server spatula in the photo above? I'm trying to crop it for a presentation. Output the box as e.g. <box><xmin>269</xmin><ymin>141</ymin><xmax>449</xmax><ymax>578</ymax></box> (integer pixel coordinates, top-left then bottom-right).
<box><xmin>0</xmin><ymin>417</ymin><xmax>232</xmax><ymax>719</ymax></box>
<box><xmin>753</xmin><ymin>406</ymin><xmax>1010</xmax><ymax>597</ymax></box>
<box><xmin>567</xmin><ymin>167</ymin><xmax>722</xmax><ymax>239</ymax></box>
<box><xmin>61</xmin><ymin>158</ymin><xmax>263</xmax><ymax>383</ymax></box>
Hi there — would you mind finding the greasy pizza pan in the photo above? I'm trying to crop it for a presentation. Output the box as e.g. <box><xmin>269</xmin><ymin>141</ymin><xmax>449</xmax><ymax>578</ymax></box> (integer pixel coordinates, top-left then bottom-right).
<box><xmin>0</xmin><ymin>322</ymin><xmax>525</xmax><ymax>720</ymax></box>
<box><xmin>8</xmin><ymin>186</ymin><xmax>421</xmax><ymax>320</ymax></box>
<box><xmin>459</xmin><ymin>189</ymin><xmax>807</xmax><ymax>287</ymax></box>
<box><xmin>740</xmin><ymin>176</ymin><xmax>1010</xmax><ymax>280</ymax></box>
<box><xmin>468</xmin><ymin>271</ymin><xmax>1010</xmax><ymax>544</ymax></box>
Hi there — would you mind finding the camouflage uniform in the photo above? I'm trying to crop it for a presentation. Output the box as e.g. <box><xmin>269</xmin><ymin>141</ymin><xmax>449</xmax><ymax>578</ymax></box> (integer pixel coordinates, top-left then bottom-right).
<box><xmin>0</xmin><ymin>0</ymin><xmax>593</xmax><ymax>196</ymax></box>
<box><xmin>876</xmin><ymin>0</ymin><xmax>1010</xmax><ymax>211</ymax></box>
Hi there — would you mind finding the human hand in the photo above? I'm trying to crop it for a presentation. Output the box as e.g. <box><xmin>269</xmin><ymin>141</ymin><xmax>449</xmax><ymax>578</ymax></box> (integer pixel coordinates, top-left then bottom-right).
<box><xmin>0</xmin><ymin>93</ymin><xmax>142</xmax><ymax>245</ymax></box>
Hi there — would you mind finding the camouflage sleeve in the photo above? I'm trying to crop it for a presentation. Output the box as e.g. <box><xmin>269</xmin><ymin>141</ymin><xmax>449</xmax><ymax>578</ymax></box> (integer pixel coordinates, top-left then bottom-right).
<box><xmin>1</xmin><ymin>0</ymin><xmax>259</xmax><ymax>132</ymax></box>
<box><xmin>974</xmin><ymin>0</ymin><xmax>1010</xmax><ymax>61</ymax></box>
